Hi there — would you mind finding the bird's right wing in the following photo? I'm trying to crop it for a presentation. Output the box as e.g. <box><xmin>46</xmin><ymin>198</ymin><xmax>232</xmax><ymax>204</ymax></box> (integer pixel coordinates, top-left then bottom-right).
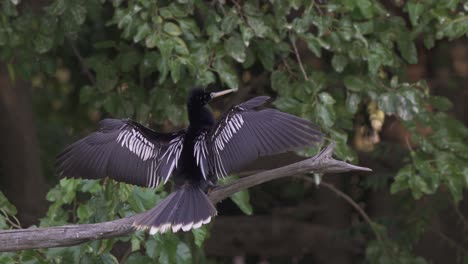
<box><xmin>194</xmin><ymin>96</ymin><xmax>323</xmax><ymax>179</ymax></box>
<box><xmin>56</xmin><ymin>119</ymin><xmax>185</xmax><ymax>188</ymax></box>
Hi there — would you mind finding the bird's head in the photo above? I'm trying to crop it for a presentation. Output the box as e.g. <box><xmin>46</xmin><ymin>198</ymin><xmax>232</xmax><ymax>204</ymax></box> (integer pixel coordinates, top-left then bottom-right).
<box><xmin>188</xmin><ymin>87</ymin><xmax>238</xmax><ymax>107</ymax></box>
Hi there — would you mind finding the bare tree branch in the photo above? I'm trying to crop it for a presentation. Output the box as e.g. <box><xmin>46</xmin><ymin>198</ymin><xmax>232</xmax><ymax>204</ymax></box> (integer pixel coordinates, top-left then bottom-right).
<box><xmin>0</xmin><ymin>143</ymin><xmax>371</xmax><ymax>252</ymax></box>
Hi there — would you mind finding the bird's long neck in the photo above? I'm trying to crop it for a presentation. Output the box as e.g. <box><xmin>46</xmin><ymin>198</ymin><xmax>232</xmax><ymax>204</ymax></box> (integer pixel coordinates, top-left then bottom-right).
<box><xmin>187</xmin><ymin>105</ymin><xmax>215</xmax><ymax>132</ymax></box>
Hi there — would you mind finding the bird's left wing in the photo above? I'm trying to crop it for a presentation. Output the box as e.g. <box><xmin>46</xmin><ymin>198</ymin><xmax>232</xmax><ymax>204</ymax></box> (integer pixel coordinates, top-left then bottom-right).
<box><xmin>194</xmin><ymin>96</ymin><xmax>323</xmax><ymax>179</ymax></box>
<box><xmin>56</xmin><ymin>119</ymin><xmax>185</xmax><ymax>188</ymax></box>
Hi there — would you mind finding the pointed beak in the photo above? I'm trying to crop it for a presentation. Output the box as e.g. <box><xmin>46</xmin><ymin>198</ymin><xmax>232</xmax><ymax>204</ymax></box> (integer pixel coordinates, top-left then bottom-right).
<box><xmin>210</xmin><ymin>88</ymin><xmax>238</xmax><ymax>99</ymax></box>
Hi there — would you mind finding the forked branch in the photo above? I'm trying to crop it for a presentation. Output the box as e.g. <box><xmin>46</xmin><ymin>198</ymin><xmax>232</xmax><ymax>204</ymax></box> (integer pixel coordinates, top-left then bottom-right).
<box><xmin>0</xmin><ymin>143</ymin><xmax>371</xmax><ymax>252</ymax></box>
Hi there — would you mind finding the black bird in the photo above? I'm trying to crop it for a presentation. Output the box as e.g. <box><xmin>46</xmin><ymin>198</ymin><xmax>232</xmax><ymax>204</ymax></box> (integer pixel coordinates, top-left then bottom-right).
<box><xmin>56</xmin><ymin>87</ymin><xmax>322</xmax><ymax>234</ymax></box>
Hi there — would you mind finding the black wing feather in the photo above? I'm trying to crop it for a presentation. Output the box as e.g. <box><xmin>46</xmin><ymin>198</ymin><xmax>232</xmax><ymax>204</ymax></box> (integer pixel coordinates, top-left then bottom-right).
<box><xmin>56</xmin><ymin>119</ymin><xmax>185</xmax><ymax>188</ymax></box>
<box><xmin>194</xmin><ymin>96</ymin><xmax>323</xmax><ymax>179</ymax></box>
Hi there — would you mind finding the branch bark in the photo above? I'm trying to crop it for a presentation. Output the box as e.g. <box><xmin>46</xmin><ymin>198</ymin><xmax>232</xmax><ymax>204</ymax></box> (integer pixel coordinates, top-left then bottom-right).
<box><xmin>0</xmin><ymin>143</ymin><xmax>371</xmax><ymax>252</ymax></box>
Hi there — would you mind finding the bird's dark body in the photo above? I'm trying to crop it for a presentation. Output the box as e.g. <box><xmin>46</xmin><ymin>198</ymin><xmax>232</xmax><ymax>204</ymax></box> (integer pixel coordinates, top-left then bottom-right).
<box><xmin>56</xmin><ymin>87</ymin><xmax>323</xmax><ymax>234</ymax></box>
<box><xmin>174</xmin><ymin>127</ymin><xmax>210</xmax><ymax>187</ymax></box>
<box><xmin>174</xmin><ymin>96</ymin><xmax>216</xmax><ymax>187</ymax></box>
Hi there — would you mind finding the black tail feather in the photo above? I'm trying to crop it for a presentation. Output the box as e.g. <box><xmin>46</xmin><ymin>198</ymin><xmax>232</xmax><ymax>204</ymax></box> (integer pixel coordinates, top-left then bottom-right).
<box><xmin>133</xmin><ymin>184</ymin><xmax>217</xmax><ymax>234</ymax></box>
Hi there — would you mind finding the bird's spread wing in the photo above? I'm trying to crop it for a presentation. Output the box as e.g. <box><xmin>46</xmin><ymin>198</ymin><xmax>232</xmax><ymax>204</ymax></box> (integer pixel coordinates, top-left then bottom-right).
<box><xmin>194</xmin><ymin>96</ymin><xmax>323</xmax><ymax>179</ymax></box>
<box><xmin>56</xmin><ymin>119</ymin><xmax>185</xmax><ymax>188</ymax></box>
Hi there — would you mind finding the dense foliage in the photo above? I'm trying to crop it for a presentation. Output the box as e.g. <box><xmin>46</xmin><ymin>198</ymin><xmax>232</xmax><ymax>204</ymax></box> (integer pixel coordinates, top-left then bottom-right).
<box><xmin>0</xmin><ymin>0</ymin><xmax>467</xmax><ymax>263</ymax></box>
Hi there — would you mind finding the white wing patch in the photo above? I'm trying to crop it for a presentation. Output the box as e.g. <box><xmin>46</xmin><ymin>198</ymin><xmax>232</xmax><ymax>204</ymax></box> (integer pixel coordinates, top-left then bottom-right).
<box><xmin>160</xmin><ymin>136</ymin><xmax>185</xmax><ymax>184</ymax></box>
<box><xmin>116</xmin><ymin>126</ymin><xmax>184</xmax><ymax>188</ymax></box>
<box><xmin>210</xmin><ymin>111</ymin><xmax>245</xmax><ymax>178</ymax></box>
<box><xmin>194</xmin><ymin>131</ymin><xmax>209</xmax><ymax>179</ymax></box>
<box><xmin>117</xmin><ymin>128</ymin><xmax>156</xmax><ymax>161</ymax></box>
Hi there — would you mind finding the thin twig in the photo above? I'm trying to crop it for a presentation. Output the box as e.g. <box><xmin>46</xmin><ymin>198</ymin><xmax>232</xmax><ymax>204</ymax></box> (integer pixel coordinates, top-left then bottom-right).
<box><xmin>69</xmin><ymin>39</ymin><xmax>96</xmax><ymax>84</ymax></box>
<box><xmin>312</xmin><ymin>0</ymin><xmax>324</xmax><ymax>16</ymax></box>
<box><xmin>0</xmin><ymin>209</ymin><xmax>22</xmax><ymax>229</ymax></box>
<box><xmin>299</xmin><ymin>176</ymin><xmax>383</xmax><ymax>243</ymax></box>
<box><xmin>290</xmin><ymin>36</ymin><xmax>309</xmax><ymax>81</ymax></box>
<box><xmin>453</xmin><ymin>203</ymin><xmax>468</xmax><ymax>231</ymax></box>
<box><xmin>430</xmin><ymin>227</ymin><xmax>468</xmax><ymax>257</ymax></box>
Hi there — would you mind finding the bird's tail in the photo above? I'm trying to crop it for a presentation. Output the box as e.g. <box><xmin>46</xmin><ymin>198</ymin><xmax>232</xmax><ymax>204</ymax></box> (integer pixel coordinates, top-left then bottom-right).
<box><xmin>132</xmin><ymin>184</ymin><xmax>217</xmax><ymax>234</ymax></box>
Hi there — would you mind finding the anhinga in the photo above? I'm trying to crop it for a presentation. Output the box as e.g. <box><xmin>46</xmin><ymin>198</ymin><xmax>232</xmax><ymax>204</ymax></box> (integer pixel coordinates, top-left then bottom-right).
<box><xmin>56</xmin><ymin>87</ymin><xmax>322</xmax><ymax>234</ymax></box>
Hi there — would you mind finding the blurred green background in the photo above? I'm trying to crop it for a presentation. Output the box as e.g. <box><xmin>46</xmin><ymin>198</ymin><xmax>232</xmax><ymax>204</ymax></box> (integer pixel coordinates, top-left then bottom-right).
<box><xmin>0</xmin><ymin>0</ymin><xmax>467</xmax><ymax>263</ymax></box>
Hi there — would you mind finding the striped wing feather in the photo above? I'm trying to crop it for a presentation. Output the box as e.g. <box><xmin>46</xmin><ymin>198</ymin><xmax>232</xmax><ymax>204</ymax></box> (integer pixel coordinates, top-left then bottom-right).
<box><xmin>196</xmin><ymin>96</ymin><xmax>322</xmax><ymax>179</ymax></box>
<box><xmin>56</xmin><ymin>119</ymin><xmax>185</xmax><ymax>188</ymax></box>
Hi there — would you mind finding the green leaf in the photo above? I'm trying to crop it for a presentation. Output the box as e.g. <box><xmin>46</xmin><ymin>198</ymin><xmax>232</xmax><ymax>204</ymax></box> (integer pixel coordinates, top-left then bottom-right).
<box><xmin>169</xmin><ymin>59</ymin><xmax>182</xmax><ymax>83</ymax></box>
<box><xmin>173</xmin><ymin>37</ymin><xmax>189</xmax><ymax>55</ymax></box>
<box><xmin>315</xmin><ymin>103</ymin><xmax>335</xmax><ymax>127</ymax></box>
<box><xmin>356</xmin><ymin>0</ymin><xmax>373</xmax><ymax>19</ymax></box>
<box><xmin>271</xmin><ymin>70</ymin><xmax>289</xmax><ymax>92</ymax></box>
<box><xmin>214</xmin><ymin>58</ymin><xmax>239</xmax><ymax>89</ymax></box>
<box><xmin>240</xmin><ymin>25</ymin><xmax>254</xmax><ymax>46</ymax></box>
<box><xmin>145</xmin><ymin>33</ymin><xmax>158</xmax><ymax>48</ymax></box>
<box><xmin>225</xmin><ymin>35</ymin><xmax>246</xmax><ymax>63</ymax></box>
<box><xmin>302</xmin><ymin>33</ymin><xmax>322</xmax><ymax>57</ymax></box>
<box><xmin>125</xmin><ymin>253</ymin><xmax>153</xmax><ymax>264</ymax></box>
<box><xmin>221</xmin><ymin>13</ymin><xmax>240</xmax><ymax>34</ymax></box>
<box><xmin>79</xmin><ymin>85</ymin><xmax>94</xmax><ymax>103</ymax></box>
<box><xmin>176</xmin><ymin>242</ymin><xmax>191</xmax><ymax>264</ymax></box>
<box><xmin>344</xmin><ymin>75</ymin><xmax>373</xmax><ymax>92</ymax></box>
<box><xmin>192</xmin><ymin>226</ymin><xmax>208</xmax><ymax>247</ymax></box>
<box><xmin>145</xmin><ymin>238</ymin><xmax>158</xmax><ymax>259</ymax></box>
<box><xmin>247</xmin><ymin>16</ymin><xmax>269</xmax><ymax>37</ymax></box>
<box><xmin>318</xmin><ymin>92</ymin><xmax>336</xmax><ymax>105</ymax></box>
<box><xmin>0</xmin><ymin>191</ymin><xmax>17</xmax><ymax>216</ymax></box>
<box><xmin>407</xmin><ymin>2</ymin><xmax>424</xmax><ymax>26</ymax></box>
<box><xmin>134</xmin><ymin>23</ymin><xmax>151</xmax><ymax>43</ymax></box>
<box><xmin>397</xmin><ymin>32</ymin><xmax>417</xmax><ymax>64</ymax></box>
<box><xmin>230</xmin><ymin>189</ymin><xmax>253</xmax><ymax>215</ymax></box>
<box><xmin>77</xmin><ymin>204</ymin><xmax>92</xmax><ymax>221</ymax></box>
<box><xmin>34</xmin><ymin>35</ymin><xmax>54</xmax><ymax>54</ymax></box>
<box><xmin>163</xmin><ymin>22</ymin><xmax>182</xmax><ymax>36</ymax></box>
<box><xmin>346</xmin><ymin>93</ymin><xmax>361</xmax><ymax>114</ymax></box>
<box><xmin>100</xmin><ymin>254</ymin><xmax>119</xmax><ymax>264</ymax></box>
<box><xmin>119</xmin><ymin>50</ymin><xmax>141</xmax><ymax>72</ymax></box>
<box><xmin>254</xmin><ymin>40</ymin><xmax>275</xmax><ymax>71</ymax></box>
<box><xmin>219</xmin><ymin>176</ymin><xmax>253</xmax><ymax>215</ymax></box>
<box><xmin>45</xmin><ymin>0</ymin><xmax>67</xmax><ymax>15</ymax></box>
<box><xmin>70</xmin><ymin>4</ymin><xmax>87</xmax><ymax>25</ymax></box>
<box><xmin>331</xmin><ymin>54</ymin><xmax>348</xmax><ymax>72</ymax></box>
